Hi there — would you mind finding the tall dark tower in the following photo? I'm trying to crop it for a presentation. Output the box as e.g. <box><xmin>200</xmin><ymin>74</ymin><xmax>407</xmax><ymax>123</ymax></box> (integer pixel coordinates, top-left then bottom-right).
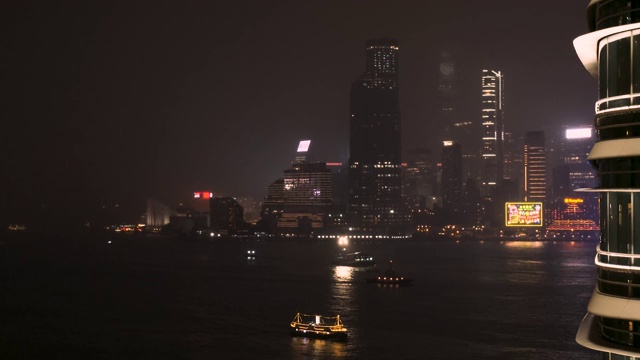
<box><xmin>436</xmin><ymin>52</ymin><xmax>456</xmax><ymax>143</ymax></box>
<box><xmin>348</xmin><ymin>39</ymin><xmax>403</xmax><ymax>235</ymax></box>
<box><xmin>441</xmin><ymin>141</ymin><xmax>463</xmax><ymax>215</ymax></box>
<box><xmin>574</xmin><ymin>0</ymin><xmax>640</xmax><ymax>356</ymax></box>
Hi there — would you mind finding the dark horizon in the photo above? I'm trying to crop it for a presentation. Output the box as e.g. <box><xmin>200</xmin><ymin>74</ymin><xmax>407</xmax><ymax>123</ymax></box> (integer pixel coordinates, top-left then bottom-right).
<box><xmin>3</xmin><ymin>0</ymin><xmax>595</xmax><ymax>224</ymax></box>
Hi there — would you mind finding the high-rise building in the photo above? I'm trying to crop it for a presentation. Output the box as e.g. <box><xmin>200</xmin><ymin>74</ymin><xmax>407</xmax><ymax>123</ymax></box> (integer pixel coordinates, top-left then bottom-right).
<box><xmin>523</xmin><ymin>131</ymin><xmax>546</xmax><ymax>202</ymax></box>
<box><xmin>551</xmin><ymin>126</ymin><xmax>597</xmax><ymax>195</ymax></box>
<box><xmin>436</xmin><ymin>51</ymin><xmax>456</xmax><ymax>144</ymax></box>
<box><xmin>283</xmin><ymin>162</ymin><xmax>333</xmax><ymax>209</ymax></box>
<box><xmin>403</xmin><ymin>148</ymin><xmax>436</xmax><ymax>208</ymax></box>
<box><xmin>348</xmin><ymin>39</ymin><xmax>403</xmax><ymax>235</ymax></box>
<box><xmin>441</xmin><ymin>141</ymin><xmax>463</xmax><ymax>215</ymax></box>
<box><xmin>210</xmin><ymin>197</ymin><xmax>244</xmax><ymax>234</ymax></box>
<box><xmin>574</xmin><ymin>1</ymin><xmax>640</xmax><ymax>356</ymax></box>
<box><xmin>480</xmin><ymin>70</ymin><xmax>505</xmax><ymax>195</ymax></box>
<box><xmin>260</xmin><ymin>141</ymin><xmax>334</xmax><ymax>236</ymax></box>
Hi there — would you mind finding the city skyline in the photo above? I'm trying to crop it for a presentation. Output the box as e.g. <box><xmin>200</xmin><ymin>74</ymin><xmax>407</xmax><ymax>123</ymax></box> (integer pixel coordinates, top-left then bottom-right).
<box><xmin>4</xmin><ymin>1</ymin><xmax>595</xmax><ymax>223</ymax></box>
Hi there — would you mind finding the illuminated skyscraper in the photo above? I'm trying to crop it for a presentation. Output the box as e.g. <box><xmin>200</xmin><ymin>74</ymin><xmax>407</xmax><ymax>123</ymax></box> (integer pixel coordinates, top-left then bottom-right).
<box><xmin>348</xmin><ymin>39</ymin><xmax>403</xmax><ymax>235</ymax></box>
<box><xmin>481</xmin><ymin>69</ymin><xmax>504</xmax><ymax>195</ymax></box>
<box><xmin>524</xmin><ymin>131</ymin><xmax>547</xmax><ymax>202</ymax></box>
<box><xmin>574</xmin><ymin>1</ymin><xmax>640</xmax><ymax>356</ymax></box>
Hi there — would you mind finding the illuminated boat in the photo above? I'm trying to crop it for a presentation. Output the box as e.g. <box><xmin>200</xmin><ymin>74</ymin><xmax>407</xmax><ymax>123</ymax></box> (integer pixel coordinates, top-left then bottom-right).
<box><xmin>290</xmin><ymin>313</ymin><xmax>348</xmax><ymax>340</ymax></box>
<box><xmin>331</xmin><ymin>251</ymin><xmax>375</xmax><ymax>267</ymax></box>
<box><xmin>367</xmin><ymin>261</ymin><xmax>413</xmax><ymax>285</ymax></box>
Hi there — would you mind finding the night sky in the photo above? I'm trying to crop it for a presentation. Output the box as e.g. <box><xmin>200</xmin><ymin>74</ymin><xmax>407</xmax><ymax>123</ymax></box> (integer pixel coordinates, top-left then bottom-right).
<box><xmin>3</xmin><ymin>0</ymin><xmax>595</xmax><ymax>224</ymax></box>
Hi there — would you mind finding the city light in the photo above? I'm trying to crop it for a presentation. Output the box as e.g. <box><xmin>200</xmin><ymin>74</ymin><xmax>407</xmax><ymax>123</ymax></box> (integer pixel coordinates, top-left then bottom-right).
<box><xmin>297</xmin><ymin>140</ymin><xmax>311</xmax><ymax>152</ymax></box>
<box><xmin>565</xmin><ymin>128</ymin><xmax>591</xmax><ymax>139</ymax></box>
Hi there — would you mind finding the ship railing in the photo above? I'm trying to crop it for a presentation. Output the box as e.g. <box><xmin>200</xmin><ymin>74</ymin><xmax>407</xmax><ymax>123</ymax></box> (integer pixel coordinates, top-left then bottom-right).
<box><xmin>595</xmin><ymin>247</ymin><xmax>640</xmax><ymax>271</ymax></box>
<box><xmin>596</xmin><ymin>93</ymin><xmax>640</xmax><ymax>115</ymax></box>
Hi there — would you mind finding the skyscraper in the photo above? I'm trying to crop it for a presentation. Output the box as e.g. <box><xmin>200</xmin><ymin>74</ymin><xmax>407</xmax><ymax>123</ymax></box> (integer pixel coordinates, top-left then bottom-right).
<box><xmin>260</xmin><ymin>140</ymin><xmax>334</xmax><ymax>236</ymax></box>
<box><xmin>348</xmin><ymin>39</ymin><xmax>403</xmax><ymax>235</ymax></box>
<box><xmin>436</xmin><ymin>51</ymin><xmax>456</xmax><ymax>143</ymax></box>
<box><xmin>574</xmin><ymin>1</ymin><xmax>640</xmax><ymax>356</ymax></box>
<box><xmin>481</xmin><ymin>70</ymin><xmax>504</xmax><ymax>195</ymax></box>
<box><xmin>441</xmin><ymin>141</ymin><xmax>463</xmax><ymax>215</ymax></box>
<box><xmin>523</xmin><ymin>131</ymin><xmax>547</xmax><ymax>202</ymax></box>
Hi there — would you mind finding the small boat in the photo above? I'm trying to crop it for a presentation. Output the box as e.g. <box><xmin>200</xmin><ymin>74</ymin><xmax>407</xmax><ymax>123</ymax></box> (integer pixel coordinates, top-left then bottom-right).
<box><xmin>247</xmin><ymin>250</ymin><xmax>256</xmax><ymax>259</ymax></box>
<box><xmin>332</xmin><ymin>251</ymin><xmax>375</xmax><ymax>267</ymax></box>
<box><xmin>367</xmin><ymin>261</ymin><xmax>414</xmax><ymax>285</ymax></box>
<box><xmin>290</xmin><ymin>313</ymin><xmax>348</xmax><ymax>340</ymax></box>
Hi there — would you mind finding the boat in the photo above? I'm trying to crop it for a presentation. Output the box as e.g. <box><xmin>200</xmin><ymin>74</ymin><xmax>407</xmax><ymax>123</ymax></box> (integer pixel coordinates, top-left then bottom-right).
<box><xmin>290</xmin><ymin>313</ymin><xmax>348</xmax><ymax>340</ymax></box>
<box><xmin>367</xmin><ymin>261</ymin><xmax>414</xmax><ymax>285</ymax></box>
<box><xmin>331</xmin><ymin>251</ymin><xmax>375</xmax><ymax>267</ymax></box>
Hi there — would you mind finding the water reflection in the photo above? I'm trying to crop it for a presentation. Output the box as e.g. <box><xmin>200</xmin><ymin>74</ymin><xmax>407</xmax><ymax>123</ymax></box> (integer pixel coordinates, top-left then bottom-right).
<box><xmin>290</xmin><ymin>337</ymin><xmax>347</xmax><ymax>357</ymax></box>
<box><xmin>330</xmin><ymin>266</ymin><xmax>357</xmax><ymax>312</ymax></box>
<box><xmin>503</xmin><ymin>241</ymin><xmax>544</xmax><ymax>248</ymax></box>
<box><xmin>333</xmin><ymin>266</ymin><xmax>355</xmax><ymax>283</ymax></box>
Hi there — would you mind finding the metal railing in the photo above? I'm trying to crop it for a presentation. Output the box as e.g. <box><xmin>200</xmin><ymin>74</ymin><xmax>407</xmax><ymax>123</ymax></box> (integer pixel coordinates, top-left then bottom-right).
<box><xmin>596</xmin><ymin>93</ymin><xmax>640</xmax><ymax>114</ymax></box>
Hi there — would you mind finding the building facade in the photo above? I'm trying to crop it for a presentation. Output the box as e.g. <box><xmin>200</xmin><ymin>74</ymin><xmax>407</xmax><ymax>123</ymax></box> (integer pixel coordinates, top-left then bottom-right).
<box><xmin>436</xmin><ymin>51</ymin><xmax>457</xmax><ymax>145</ymax></box>
<box><xmin>574</xmin><ymin>0</ymin><xmax>640</xmax><ymax>357</ymax></box>
<box><xmin>441</xmin><ymin>141</ymin><xmax>463</xmax><ymax>215</ymax></box>
<box><xmin>210</xmin><ymin>197</ymin><xmax>244</xmax><ymax>234</ymax></box>
<box><xmin>524</xmin><ymin>131</ymin><xmax>547</xmax><ymax>202</ymax></box>
<box><xmin>480</xmin><ymin>69</ymin><xmax>505</xmax><ymax>196</ymax></box>
<box><xmin>260</xmin><ymin>141</ymin><xmax>335</xmax><ymax>236</ymax></box>
<box><xmin>348</xmin><ymin>39</ymin><xmax>404</xmax><ymax>235</ymax></box>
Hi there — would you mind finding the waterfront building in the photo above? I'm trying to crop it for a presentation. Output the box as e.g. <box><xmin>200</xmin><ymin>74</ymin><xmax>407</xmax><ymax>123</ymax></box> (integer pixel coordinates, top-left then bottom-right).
<box><xmin>210</xmin><ymin>197</ymin><xmax>244</xmax><ymax>234</ymax></box>
<box><xmin>348</xmin><ymin>39</ymin><xmax>404</xmax><ymax>235</ymax></box>
<box><xmin>503</xmin><ymin>131</ymin><xmax>524</xmax><ymax>192</ymax></box>
<box><xmin>234</xmin><ymin>197</ymin><xmax>262</xmax><ymax>223</ymax></box>
<box><xmin>550</xmin><ymin>126</ymin><xmax>597</xmax><ymax>196</ymax></box>
<box><xmin>260</xmin><ymin>141</ymin><xmax>334</xmax><ymax>236</ymax></box>
<box><xmin>403</xmin><ymin>148</ymin><xmax>436</xmax><ymax>209</ymax></box>
<box><xmin>574</xmin><ymin>0</ymin><xmax>640</xmax><ymax>356</ymax></box>
<box><xmin>145</xmin><ymin>198</ymin><xmax>175</xmax><ymax>227</ymax></box>
<box><xmin>441</xmin><ymin>141</ymin><xmax>463</xmax><ymax>215</ymax></box>
<box><xmin>523</xmin><ymin>131</ymin><xmax>547</xmax><ymax>202</ymax></box>
<box><xmin>480</xmin><ymin>69</ymin><xmax>504</xmax><ymax>196</ymax></box>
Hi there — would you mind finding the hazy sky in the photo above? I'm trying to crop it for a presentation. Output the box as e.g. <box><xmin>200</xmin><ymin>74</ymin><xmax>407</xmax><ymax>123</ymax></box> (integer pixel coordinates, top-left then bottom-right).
<box><xmin>3</xmin><ymin>0</ymin><xmax>596</xmax><ymax>222</ymax></box>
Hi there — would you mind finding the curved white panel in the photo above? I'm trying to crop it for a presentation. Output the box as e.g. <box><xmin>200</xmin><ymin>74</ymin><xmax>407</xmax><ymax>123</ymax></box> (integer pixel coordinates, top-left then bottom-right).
<box><xmin>573</xmin><ymin>23</ymin><xmax>640</xmax><ymax>78</ymax></box>
<box><xmin>588</xmin><ymin>290</ymin><xmax>640</xmax><ymax>321</ymax></box>
<box><xmin>587</xmin><ymin>138</ymin><xmax>640</xmax><ymax>160</ymax></box>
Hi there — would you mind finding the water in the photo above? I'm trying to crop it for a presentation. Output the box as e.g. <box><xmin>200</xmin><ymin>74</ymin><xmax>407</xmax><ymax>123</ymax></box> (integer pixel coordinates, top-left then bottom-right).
<box><xmin>0</xmin><ymin>234</ymin><xmax>601</xmax><ymax>359</ymax></box>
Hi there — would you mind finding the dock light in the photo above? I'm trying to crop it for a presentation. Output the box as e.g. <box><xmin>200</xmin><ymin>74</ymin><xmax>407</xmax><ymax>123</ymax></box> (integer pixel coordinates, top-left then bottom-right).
<box><xmin>338</xmin><ymin>236</ymin><xmax>349</xmax><ymax>246</ymax></box>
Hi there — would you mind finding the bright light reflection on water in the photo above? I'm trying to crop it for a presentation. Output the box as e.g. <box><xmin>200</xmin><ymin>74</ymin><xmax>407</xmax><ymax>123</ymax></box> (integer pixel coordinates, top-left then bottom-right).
<box><xmin>290</xmin><ymin>337</ymin><xmax>347</xmax><ymax>358</ymax></box>
<box><xmin>504</xmin><ymin>241</ymin><xmax>545</xmax><ymax>248</ymax></box>
<box><xmin>333</xmin><ymin>266</ymin><xmax>355</xmax><ymax>283</ymax></box>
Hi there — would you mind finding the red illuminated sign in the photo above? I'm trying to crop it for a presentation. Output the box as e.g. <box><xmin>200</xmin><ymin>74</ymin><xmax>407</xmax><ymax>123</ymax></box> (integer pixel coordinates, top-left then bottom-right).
<box><xmin>194</xmin><ymin>192</ymin><xmax>213</xmax><ymax>199</ymax></box>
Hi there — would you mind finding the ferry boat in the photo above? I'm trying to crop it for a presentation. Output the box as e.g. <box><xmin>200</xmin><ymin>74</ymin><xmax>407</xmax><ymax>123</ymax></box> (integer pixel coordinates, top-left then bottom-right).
<box><xmin>367</xmin><ymin>261</ymin><xmax>414</xmax><ymax>285</ymax></box>
<box><xmin>331</xmin><ymin>251</ymin><xmax>375</xmax><ymax>267</ymax></box>
<box><xmin>290</xmin><ymin>313</ymin><xmax>348</xmax><ymax>340</ymax></box>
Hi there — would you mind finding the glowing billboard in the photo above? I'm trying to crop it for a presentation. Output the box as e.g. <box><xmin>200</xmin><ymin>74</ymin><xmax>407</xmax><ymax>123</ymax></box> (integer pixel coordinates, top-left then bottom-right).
<box><xmin>297</xmin><ymin>140</ymin><xmax>311</xmax><ymax>153</ymax></box>
<box><xmin>565</xmin><ymin>128</ymin><xmax>592</xmax><ymax>139</ymax></box>
<box><xmin>505</xmin><ymin>202</ymin><xmax>543</xmax><ymax>227</ymax></box>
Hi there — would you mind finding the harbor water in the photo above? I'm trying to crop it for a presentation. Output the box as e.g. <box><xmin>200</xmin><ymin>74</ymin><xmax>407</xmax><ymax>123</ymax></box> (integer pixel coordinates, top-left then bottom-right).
<box><xmin>0</xmin><ymin>234</ymin><xmax>600</xmax><ymax>359</ymax></box>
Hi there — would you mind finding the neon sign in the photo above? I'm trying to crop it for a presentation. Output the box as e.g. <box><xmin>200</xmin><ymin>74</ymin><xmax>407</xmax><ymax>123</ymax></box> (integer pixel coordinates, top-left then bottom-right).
<box><xmin>505</xmin><ymin>202</ymin><xmax>543</xmax><ymax>227</ymax></box>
